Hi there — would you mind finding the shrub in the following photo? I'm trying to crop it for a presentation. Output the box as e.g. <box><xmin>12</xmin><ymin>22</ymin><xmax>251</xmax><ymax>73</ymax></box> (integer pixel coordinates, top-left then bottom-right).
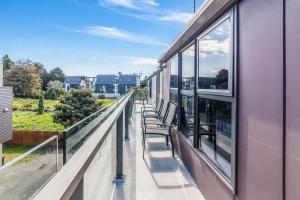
<box><xmin>44</xmin><ymin>80</ymin><xmax>64</xmax><ymax>100</ymax></box>
<box><xmin>37</xmin><ymin>94</ymin><xmax>44</xmax><ymax>114</ymax></box>
<box><xmin>53</xmin><ymin>89</ymin><xmax>101</xmax><ymax>127</ymax></box>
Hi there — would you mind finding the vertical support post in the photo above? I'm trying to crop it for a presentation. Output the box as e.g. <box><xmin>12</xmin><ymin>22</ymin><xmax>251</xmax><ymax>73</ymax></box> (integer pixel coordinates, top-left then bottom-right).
<box><xmin>56</xmin><ymin>136</ymin><xmax>59</xmax><ymax>171</ymax></box>
<box><xmin>177</xmin><ymin>52</ymin><xmax>183</xmax><ymax>131</ymax></box>
<box><xmin>124</xmin><ymin>104</ymin><xmax>129</xmax><ymax>140</ymax></box>
<box><xmin>193</xmin><ymin>39</ymin><xmax>199</xmax><ymax>148</ymax></box>
<box><xmin>116</xmin><ymin>110</ymin><xmax>124</xmax><ymax>180</ymax></box>
<box><xmin>63</xmin><ymin>131</ymin><xmax>67</xmax><ymax>165</ymax></box>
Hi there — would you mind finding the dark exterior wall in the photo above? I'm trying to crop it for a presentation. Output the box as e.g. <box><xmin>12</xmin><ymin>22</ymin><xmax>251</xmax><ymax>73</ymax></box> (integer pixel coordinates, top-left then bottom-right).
<box><xmin>118</xmin><ymin>84</ymin><xmax>134</xmax><ymax>95</ymax></box>
<box><xmin>70</xmin><ymin>84</ymin><xmax>80</xmax><ymax>89</ymax></box>
<box><xmin>238</xmin><ymin>0</ymin><xmax>283</xmax><ymax>199</ymax></box>
<box><xmin>286</xmin><ymin>0</ymin><xmax>300</xmax><ymax>199</ymax></box>
<box><xmin>95</xmin><ymin>84</ymin><xmax>114</xmax><ymax>93</ymax></box>
<box><xmin>171</xmin><ymin>129</ymin><xmax>233</xmax><ymax>200</ymax></box>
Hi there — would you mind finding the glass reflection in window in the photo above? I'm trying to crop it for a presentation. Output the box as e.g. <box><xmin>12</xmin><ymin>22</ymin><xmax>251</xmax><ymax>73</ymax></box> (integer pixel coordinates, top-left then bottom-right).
<box><xmin>181</xmin><ymin>95</ymin><xmax>194</xmax><ymax>143</ymax></box>
<box><xmin>182</xmin><ymin>45</ymin><xmax>195</xmax><ymax>90</ymax></box>
<box><xmin>170</xmin><ymin>56</ymin><xmax>178</xmax><ymax>89</ymax></box>
<box><xmin>198</xmin><ymin>97</ymin><xmax>232</xmax><ymax>178</ymax></box>
<box><xmin>198</xmin><ymin>18</ymin><xmax>231</xmax><ymax>92</ymax></box>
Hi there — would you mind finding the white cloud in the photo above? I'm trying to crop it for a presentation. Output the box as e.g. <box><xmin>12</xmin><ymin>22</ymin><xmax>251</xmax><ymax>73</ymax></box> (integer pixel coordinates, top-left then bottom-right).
<box><xmin>99</xmin><ymin>0</ymin><xmax>138</xmax><ymax>9</ymax></box>
<box><xmin>99</xmin><ymin>0</ymin><xmax>194</xmax><ymax>24</ymax></box>
<box><xmin>80</xmin><ymin>26</ymin><xmax>166</xmax><ymax>46</ymax></box>
<box><xmin>112</xmin><ymin>56</ymin><xmax>158</xmax><ymax>65</ymax></box>
<box><xmin>158</xmin><ymin>12</ymin><xmax>193</xmax><ymax>24</ymax></box>
<box><xmin>142</xmin><ymin>0</ymin><xmax>159</xmax><ymax>7</ymax></box>
<box><xmin>98</xmin><ymin>0</ymin><xmax>159</xmax><ymax>9</ymax></box>
<box><xmin>199</xmin><ymin>38</ymin><xmax>229</xmax><ymax>55</ymax></box>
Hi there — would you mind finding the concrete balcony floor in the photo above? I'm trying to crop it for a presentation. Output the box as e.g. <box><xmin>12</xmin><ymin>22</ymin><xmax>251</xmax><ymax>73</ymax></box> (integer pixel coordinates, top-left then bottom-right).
<box><xmin>112</xmin><ymin>103</ymin><xmax>205</xmax><ymax>200</ymax></box>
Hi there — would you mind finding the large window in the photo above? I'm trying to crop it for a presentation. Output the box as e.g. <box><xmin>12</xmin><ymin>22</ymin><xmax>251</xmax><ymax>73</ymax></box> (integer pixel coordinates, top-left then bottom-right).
<box><xmin>182</xmin><ymin>45</ymin><xmax>195</xmax><ymax>90</ymax></box>
<box><xmin>198</xmin><ymin>16</ymin><xmax>232</xmax><ymax>94</ymax></box>
<box><xmin>180</xmin><ymin>44</ymin><xmax>195</xmax><ymax>143</ymax></box>
<box><xmin>181</xmin><ymin>95</ymin><xmax>194</xmax><ymax>142</ymax></box>
<box><xmin>170</xmin><ymin>55</ymin><xmax>178</xmax><ymax>103</ymax></box>
<box><xmin>197</xmin><ymin>12</ymin><xmax>235</xmax><ymax>185</ymax></box>
<box><xmin>198</xmin><ymin>97</ymin><xmax>232</xmax><ymax>178</ymax></box>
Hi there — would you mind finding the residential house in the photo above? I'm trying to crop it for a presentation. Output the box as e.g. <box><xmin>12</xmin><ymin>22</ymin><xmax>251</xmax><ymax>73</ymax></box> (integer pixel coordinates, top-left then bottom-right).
<box><xmin>118</xmin><ymin>74</ymin><xmax>140</xmax><ymax>95</ymax></box>
<box><xmin>64</xmin><ymin>76</ymin><xmax>86</xmax><ymax>91</ymax></box>
<box><xmin>94</xmin><ymin>74</ymin><xmax>118</xmax><ymax>97</ymax></box>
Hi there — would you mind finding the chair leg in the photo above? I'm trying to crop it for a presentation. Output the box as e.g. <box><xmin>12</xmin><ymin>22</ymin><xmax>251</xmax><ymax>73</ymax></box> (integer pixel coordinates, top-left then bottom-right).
<box><xmin>143</xmin><ymin>133</ymin><xmax>146</xmax><ymax>159</ymax></box>
<box><xmin>166</xmin><ymin>136</ymin><xmax>169</xmax><ymax>147</ymax></box>
<box><xmin>169</xmin><ymin>134</ymin><xmax>175</xmax><ymax>158</ymax></box>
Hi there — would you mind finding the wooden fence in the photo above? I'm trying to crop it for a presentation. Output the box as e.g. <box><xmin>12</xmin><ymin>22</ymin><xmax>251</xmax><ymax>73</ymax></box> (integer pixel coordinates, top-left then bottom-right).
<box><xmin>4</xmin><ymin>131</ymin><xmax>61</xmax><ymax>146</ymax></box>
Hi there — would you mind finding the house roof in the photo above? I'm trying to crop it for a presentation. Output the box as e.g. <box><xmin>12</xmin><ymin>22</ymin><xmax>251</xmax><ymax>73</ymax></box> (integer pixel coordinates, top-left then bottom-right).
<box><xmin>64</xmin><ymin>76</ymin><xmax>83</xmax><ymax>85</ymax></box>
<box><xmin>119</xmin><ymin>74</ymin><xmax>138</xmax><ymax>85</ymax></box>
<box><xmin>95</xmin><ymin>74</ymin><xmax>118</xmax><ymax>84</ymax></box>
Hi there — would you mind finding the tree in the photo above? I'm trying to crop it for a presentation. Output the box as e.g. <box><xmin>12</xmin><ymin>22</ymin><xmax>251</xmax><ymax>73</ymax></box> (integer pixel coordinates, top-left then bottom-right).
<box><xmin>215</xmin><ymin>69</ymin><xmax>229</xmax><ymax>89</ymax></box>
<box><xmin>140</xmin><ymin>78</ymin><xmax>147</xmax><ymax>88</ymax></box>
<box><xmin>34</xmin><ymin>62</ymin><xmax>51</xmax><ymax>91</ymax></box>
<box><xmin>44</xmin><ymin>80</ymin><xmax>64</xmax><ymax>100</ymax></box>
<box><xmin>49</xmin><ymin>67</ymin><xmax>65</xmax><ymax>82</ymax></box>
<box><xmin>37</xmin><ymin>94</ymin><xmax>44</xmax><ymax>114</ymax></box>
<box><xmin>4</xmin><ymin>65</ymin><xmax>42</xmax><ymax>98</ymax></box>
<box><xmin>2</xmin><ymin>54</ymin><xmax>13</xmax><ymax>70</ymax></box>
<box><xmin>4</xmin><ymin>66</ymin><xmax>29</xmax><ymax>97</ymax></box>
<box><xmin>27</xmin><ymin>65</ymin><xmax>42</xmax><ymax>98</ymax></box>
<box><xmin>53</xmin><ymin>89</ymin><xmax>101</xmax><ymax>127</ymax></box>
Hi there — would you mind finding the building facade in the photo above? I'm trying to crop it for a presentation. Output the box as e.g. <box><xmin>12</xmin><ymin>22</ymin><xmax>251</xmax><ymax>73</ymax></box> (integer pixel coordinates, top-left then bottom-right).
<box><xmin>147</xmin><ymin>0</ymin><xmax>300</xmax><ymax>199</ymax></box>
<box><xmin>94</xmin><ymin>74</ymin><xmax>118</xmax><ymax>97</ymax></box>
<box><xmin>0</xmin><ymin>60</ymin><xmax>13</xmax><ymax>166</ymax></box>
<box><xmin>118</xmin><ymin>74</ymin><xmax>140</xmax><ymax>95</ymax></box>
<box><xmin>64</xmin><ymin>76</ymin><xmax>87</xmax><ymax>91</ymax></box>
<box><xmin>95</xmin><ymin>74</ymin><xmax>140</xmax><ymax>97</ymax></box>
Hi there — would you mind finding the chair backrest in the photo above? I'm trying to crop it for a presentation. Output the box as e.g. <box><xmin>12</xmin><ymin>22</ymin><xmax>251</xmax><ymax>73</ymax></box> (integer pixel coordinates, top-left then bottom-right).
<box><xmin>156</xmin><ymin>99</ymin><xmax>163</xmax><ymax>113</ymax></box>
<box><xmin>165</xmin><ymin>103</ymin><xmax>177</xmax><ymax>126</ymax></box>
<box><xmin>159</xmin><ymin>100</ymin><xmax>169</xmax><ymax>118</ymax></box>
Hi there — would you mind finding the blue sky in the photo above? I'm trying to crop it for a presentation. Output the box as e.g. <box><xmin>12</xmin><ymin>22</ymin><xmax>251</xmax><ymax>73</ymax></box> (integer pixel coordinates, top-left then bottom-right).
<box><xmin>0</xmin><ymin>0</ymin><xmax>204</xmax><ymax>77</ymax></box>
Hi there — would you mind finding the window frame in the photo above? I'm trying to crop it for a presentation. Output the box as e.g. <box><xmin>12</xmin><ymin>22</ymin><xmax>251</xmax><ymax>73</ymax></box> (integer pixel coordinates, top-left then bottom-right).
<box><xmin>195</xmin><ymin>8</ymin><xmax>237</xmax><ymax>192</ymax></box>
<box><xmin>197</xmin><ymin>12</ymin><xmax>234</xmax><ymax>97</ymax></box>
<box><xmin>169</xmin><ymin>54</ymin><xmax>179</xmax><ymax>104</ymax></box>
<box><xmin>181</xmin><ymin>42</ymin><xmax>195</xmax><ymax>92</ymax></box>
<box><xmin>179</xmin><ymin>42</ymin><xmax>196</xmax><ymax>143</ymax></box>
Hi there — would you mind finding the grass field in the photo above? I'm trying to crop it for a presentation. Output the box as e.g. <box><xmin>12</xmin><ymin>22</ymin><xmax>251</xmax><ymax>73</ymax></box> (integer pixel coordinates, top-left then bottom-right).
<box><xmin>2</xmin><ymin>145</ymin><xmax>37</xmax><ymax>165</ymax></box>
<box><xmin>13</xmin><ymin>111</ymin><xmax>65</xmax><ymax>131</ymax></box>
<box><xmin>100</xmin><ymin>98</ymin><xmax>116</xmax><ymax>107</ymax></box>
<box><xmin>12</xmin><ymin>98</ymin><xmax>116</xmax><ymax>132</ymax></box>
<box><xmin>13</xmin><ymin>98</ymin><xmax>60</xmax><ymax>111</ymax></box>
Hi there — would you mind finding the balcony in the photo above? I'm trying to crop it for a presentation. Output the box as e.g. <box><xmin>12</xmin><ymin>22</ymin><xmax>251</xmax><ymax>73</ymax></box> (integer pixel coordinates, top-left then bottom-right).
<box><xmin>0</xmin><ymin>91</ymin><xmax>205</xmax><ymax>200</ymax></box>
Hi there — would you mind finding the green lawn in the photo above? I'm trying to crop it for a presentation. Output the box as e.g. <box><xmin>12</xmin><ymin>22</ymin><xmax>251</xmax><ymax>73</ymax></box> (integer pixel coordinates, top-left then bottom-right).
<box><xmin>100</xmin><ymin>98</ymin><xmax>116</xmax><ymax>107</ymax></box>
<box><xmin>2</xmin><ymin>145</ymin><xmax>37</xmax><ymax>165</ymax></box>
<box><xmin>13</xmin><ymin>98</ymin><xmax>60</xmax><ymax>111</ymax></box>
<box><xmin>12</xmin><ymin>98</ymin><xmax>115</xmax><ymax>132</ymax></box>
<box><xmin>13</xmin><ymin>111</ymin><xmax>65</xmax><ymax>132</ymax></box>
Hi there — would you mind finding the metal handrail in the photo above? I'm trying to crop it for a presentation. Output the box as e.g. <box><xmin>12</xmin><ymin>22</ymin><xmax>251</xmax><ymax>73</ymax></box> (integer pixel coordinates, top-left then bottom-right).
<box><xmin>33</xmin><ymin>91</ymin><xmax>134</xmax><ymax>200</ymax></box>
<box><xmin>0</xmin><ymin>135</ymin><xmax>59</xmax><ymax>172</ymax></box>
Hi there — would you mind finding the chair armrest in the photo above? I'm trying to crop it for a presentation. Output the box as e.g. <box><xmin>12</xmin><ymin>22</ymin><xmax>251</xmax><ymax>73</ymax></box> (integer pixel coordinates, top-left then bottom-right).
<box><xmin>142</xmin><ymin>109</ymin><xmax>157</xmax><ymax>114</ymax></box>
<box><xmin>145</xmin><ymin>123</ymin><xmax>173</xmax><ymax>128</ymax></box>
<box><xmin>143</xmin><ymin>115</ymin><xmax>161</xmax><ymax>119</ymax></box>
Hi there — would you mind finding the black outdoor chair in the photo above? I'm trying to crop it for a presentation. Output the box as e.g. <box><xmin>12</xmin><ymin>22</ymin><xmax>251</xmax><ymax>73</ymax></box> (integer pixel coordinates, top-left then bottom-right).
<box><xmin>142</xmin><ymin>102</ymin><xmax>177</xmax><ymax>159</ymax></box>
